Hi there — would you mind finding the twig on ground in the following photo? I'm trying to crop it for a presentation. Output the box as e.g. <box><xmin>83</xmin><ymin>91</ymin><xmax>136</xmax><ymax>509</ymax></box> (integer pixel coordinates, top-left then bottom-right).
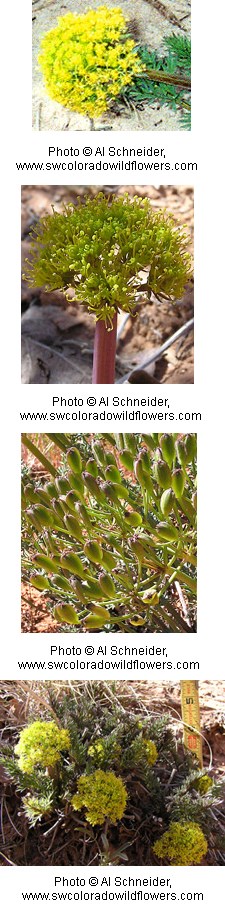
<box><xmin>117</xmin><ymin>317</ymin><xmax>194</xmax><ymax>383</ymax></box>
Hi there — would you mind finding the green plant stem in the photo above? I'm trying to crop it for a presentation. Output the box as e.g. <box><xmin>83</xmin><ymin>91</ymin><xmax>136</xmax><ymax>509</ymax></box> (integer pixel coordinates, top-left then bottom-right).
<box><xmin>92</xmin><ymin>314</ymin><xmax>117</xmax><ymax>383</ymax></box>
<box><xmin>21</xmin><ymin>435</ymin><xmax>57</xmax><ymax>477</ymax></box>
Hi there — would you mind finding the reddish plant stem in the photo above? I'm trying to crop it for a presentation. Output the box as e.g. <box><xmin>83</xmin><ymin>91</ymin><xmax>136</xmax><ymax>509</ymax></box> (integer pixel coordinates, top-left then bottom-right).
<box><xmin>92</xmin><ymin>313</ymin><xmax>117</xmax><ymax>384</ymax></box>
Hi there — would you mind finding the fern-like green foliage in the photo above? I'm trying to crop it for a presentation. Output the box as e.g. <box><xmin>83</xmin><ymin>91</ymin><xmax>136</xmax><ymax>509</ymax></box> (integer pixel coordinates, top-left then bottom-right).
<box><xmin>24</xmin><ymin>194</ymin><xmax>192</xmax><ymax>327</ymax></box>
<box><xmin>122</xmin><ymin>35</ymin><xmax>191</xmax><ymax>129</ymax></box>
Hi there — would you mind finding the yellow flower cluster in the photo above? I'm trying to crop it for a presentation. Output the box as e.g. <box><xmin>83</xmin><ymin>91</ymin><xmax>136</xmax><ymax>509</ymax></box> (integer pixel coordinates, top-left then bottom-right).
<box><xmin>71</xmin><ymin>769</ymin><xmax>127</xmax><ymax>825</ymax></box>
<box><xmin>15</xmin><ymin>721</ymin><xmax>71</xmax><ymax>774</ymax></box>
<box><xmin>192</xmin><ymin>774</ymin><xmax>213</xmax><ymax>795</ymax></box>
<box><xmin>153</xmin><ymin>821</ymin><xmax>208</xmax><ymax>866</ymax></box>
<box><xmin>38</xmin><ymin>7</ymin><xmax>145</xmax><ymax>117</ymax></box>
<box><xmin>143</xmin><ymin>739</ymin><xmax>158</xmax><ymax>766</ymax></box>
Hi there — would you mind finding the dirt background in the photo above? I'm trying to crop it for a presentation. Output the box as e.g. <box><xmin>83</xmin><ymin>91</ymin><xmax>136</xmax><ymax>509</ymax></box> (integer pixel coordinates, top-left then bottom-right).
<box><xmin>32</xmin><ymin>0</ymin><xmax>191</xmax><ymax>132</ymax></box>
<box><xmin>22</xmin><ymin>184</ymin><xmax>194</xmax><ymax>385</ymax></box>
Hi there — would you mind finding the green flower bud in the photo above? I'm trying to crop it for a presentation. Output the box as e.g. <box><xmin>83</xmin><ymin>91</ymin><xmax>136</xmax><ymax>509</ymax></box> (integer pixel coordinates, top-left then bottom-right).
<box><xmin>171</xmin><ymin>468</ymin><xmax>185</xmax><ymax>498</ymax></box>
<box><xmin>34</xmin><ymin>505</ymin><xmax>54</xmax><ymax>526</ymax></box>
<box><xmin>91</xmin><ymin>442</ymin><xmax>106</xmax><ymax>466</ymax></box>
<box><xmin>111</xmin><ymin>482</ymin><xmax>130</xmax><ymax>501</ymax></box>
<box><xmin>24</xmin><ymin>485</ymin><xmax>40</xmax><ymax>505</ymax></box>
<box><xmin>26</xmin><ymin>508</ymin><xmax>42</xmax><ymax>532</ymax></box>
<box><xmin>52</xmin><ymin>499</ymin><xmax>65</xmax><ymax>520</ymax></box>
<box><xmin>129</xmin><ymin>537</ymin><xmax>145</xmax><ymax>561</ymax></box>
<box><xmin>119</xmin><ymin>449</ymin><xmax>134</xmax><ymax>472</ymax></box>
<box><xmin>60</xmin><ymin>552</ymin><xmax>85</xmax><ymax>577</ymax></box>
<box><xmin>142</xmin><ymin>435</ymin><xmax>155</xmax><ymax>452</ymax></box>
<box><xmin>67</xmin><ymin>447</ymin><xmax>82</xmax><ymax>475</ymax></box>
<box><xmin>64</xmin><ymin>515</ymin><xmax>84</xmax><ymax>541</ymax></box>
<box><xmin>178</xmin><ymin>495</ymin><xmax>196</xmax><ymax>523</ymax></box>
<box><xmin>98</xmin><ymin>573</ymin><xmax>116</xmax><ymax>599</ymax></box>
<box><xmin>51</xmin><ymin>574</ymin><xmax>74</xmax><ymax>592</ymax></box>
<box><xmin>84</xmin><ymin>609</ymin><xmax>111</xmax><ymax>628</ymax></box>
<box><xmin>134</xmin><ymin>457</ymin><xmax>149</xmax><ymax>489</ymax></box>
<box><xmin>160</xmin><ymin>488</ymin><xmax>174</xmax><ymax>517</ymax></box>
<box><xmin>176</xmin><ymin>439</ymin><xmax>188</xmax><ymax>468</ymax></box>
<box><xmin>35</xmin><ymin>488</ymin><xmax>52</xmax><ymax>507</ymax></box>
<box><xmin>104</xmin><ymin>450</ymin><xmax>117</xmax><ymax>467</ymax></box>
<box><xmin>64</xmin><ymin>491</ymin><xmax>81</xmax><ymax>513</ymax></box>
<box><xmin>83</xmin><ymin>473</ymin><xmax>105</xmax><ymax>503</ymax></box>
<box><xmin>105</xmin><ymin>464</ymin><xmax>122</xmax><ymax>484</ymax></box>
<box><xmin>138</xmin><ymin>449</ymin><xmax>151</xmax><ymax>472</ymax></box>
<box><xmin>30</xmin><ymin>574</ymin><xmax>50</xmax><ymax>591</ymax></box>
<box><xmin>86</xmin><ymin>458</ymin><xmax>98</xmax><ymax>478</ymax></box>
<box><xmin>100</xmin><ymin>481</ymin><xmax>120</xmax><ymax>507</ymax></box>
<box><xmin>156</xmin><ymin>521</ymin><xmax>179</xmax><ymax>542</ymax></box>
<box><xmin>184</xmin><ymin>434</ymin><xmax>197</xmax><ymax>462</ymax></box>
<box><xmin>84</xmin><ymin>540</ymin><xmax>103</xmax><ymax>564</ymax></box>
<box><xmin>75</xmin><ymin>502</ymin><xmax>92</xmax><ymax>529</ymax></box>
<box><xmin>155</xmin><ymin>461</ymin><xmax>171</xmax><ymax>489</ymax></box>
<box><xmin>159</xmin><ymin>434</ymin><xmax>176</xmax><ymax>468</ymax></box>
<box><xmin>85</xmin><ymin>578</ymin><xmax>105</xmax><ymax>600</ymax></box>
<box><xmin>55</xmin><ymin>605</ymin><xmax>80</xmax><ymax>625</ymax></box>
<box><xmin>34</xmin><ymin>554</ymin><xmax>59</xmax><ymax>574</ymax></box>
<box><xmin>124</xmin><ymin>510</ymin><xmax>142</xmax><ymax>527</ymax></box>
<box><xmin>123</xmin><ymin>434</ymin><xmax>136</xmax><ymax>454</ymax></box>
<box><xmin>44</xmin><ymin>482</ymin><xmax>58</xmax><ymax>500</ymax></box>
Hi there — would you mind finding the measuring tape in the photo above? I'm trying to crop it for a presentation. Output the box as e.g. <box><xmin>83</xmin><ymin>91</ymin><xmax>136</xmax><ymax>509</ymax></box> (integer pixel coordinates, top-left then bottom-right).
<box><xmin>181</xmin><ymin>680</ymin><xmax>203</xmax><ymax>767</ymax></box>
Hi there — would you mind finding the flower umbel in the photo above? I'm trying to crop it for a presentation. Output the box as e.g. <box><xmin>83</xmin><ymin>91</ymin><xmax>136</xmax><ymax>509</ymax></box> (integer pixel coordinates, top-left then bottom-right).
<box><xmin>15</xmin><ymin>721</ymin><xmax>71</xmax><ymax>773</ymax></box>
<box><xmin>38</xmin><ymin>8</ymin><xmax>145</xmax><ymax>118</ymax></box>
<box><xmin>71</xmin><ymin>769</ymin><xmax>127</xmax><ymax>825</ymax></box>
<box><xmin>153</xmin><ymin>821</ymin><xmax>208</xmax><ymax>865</ymax></box>
<box><xmin>24</xmin><ymin>193</ymin><xmax>192</xmax><ymax>326</ymax></box>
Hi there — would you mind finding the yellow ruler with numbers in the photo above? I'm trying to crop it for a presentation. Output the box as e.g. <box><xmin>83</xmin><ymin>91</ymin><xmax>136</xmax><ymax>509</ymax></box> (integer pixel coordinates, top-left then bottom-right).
<box><xmin>181</xmin><ymin>680</ymin><xmax>203</xmax><ymax>767</ymax></box>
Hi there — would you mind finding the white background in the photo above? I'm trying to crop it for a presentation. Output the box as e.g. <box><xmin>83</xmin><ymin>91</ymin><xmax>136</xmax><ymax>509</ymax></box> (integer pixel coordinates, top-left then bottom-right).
<box><xmin>0</xmin><ymin>0</ymin><xmax>224</xmax><ymax>900</ymax></box>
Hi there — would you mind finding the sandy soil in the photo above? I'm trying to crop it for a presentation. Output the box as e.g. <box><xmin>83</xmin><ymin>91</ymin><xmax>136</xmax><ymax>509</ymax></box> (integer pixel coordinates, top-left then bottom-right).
<box><xmin>21</xmin><ymin>183</ymin><xmax>194</xmax><ymax>384</ymax></box>
<box><xmin>21</xmin><ymin>583</ymin><xmax>60</xmax><ymax>633</ymax></box>
<box><xmin>32</xmin><ymin>0</ymin><xmax>191</xmax><ymax>131</ymax></box>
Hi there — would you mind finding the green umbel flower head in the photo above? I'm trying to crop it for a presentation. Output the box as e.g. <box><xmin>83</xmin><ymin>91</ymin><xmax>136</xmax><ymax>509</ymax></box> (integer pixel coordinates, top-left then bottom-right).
<box><xmin>15</xmin><ymin>721</ymin><xmax>71</xmax><ymax>773</ymax></box>
<box><xmin>71</xmin><ymin>769</ymin><xmax>127</xmax><ymax>825</ymax></box>
<box><xmin>153</xmin><ymin>821</ymin><xmax>208</xmax><ymax>865</ymax></box>
<box><xmin>24</xmin><ymin>193</ymin><xmax>192</xmax><ymax>327</ymax></box>
<box><xmin>192</xmin><ymin>774</ymin><xmax>213</xmax><ymax>795</ymax></box>
<box><xmin>38</xmin><ymin>8</ymin><xmax>145</xmax><ymax>118</ymax></box>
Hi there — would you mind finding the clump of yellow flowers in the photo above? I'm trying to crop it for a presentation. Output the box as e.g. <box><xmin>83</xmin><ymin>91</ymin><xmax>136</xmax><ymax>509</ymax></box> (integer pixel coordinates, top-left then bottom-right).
<box><xmin>15</xmin><ymin>721</ymin><xmax>71</xmax><ymax>774</ymax></box>
<box><xmin>71</xmin><ymin>769</ymin><xmax>128</xmax><ymax>825</ymax></box>
<box><xmin>153</xmin><ymin>822</ymin><xmax>208</xmax><ymax>866</ymax></box>
<box><xmin>38</xmin><ymin>7</ymin><xmax>145</xmax><ymax>118</ymax></box>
